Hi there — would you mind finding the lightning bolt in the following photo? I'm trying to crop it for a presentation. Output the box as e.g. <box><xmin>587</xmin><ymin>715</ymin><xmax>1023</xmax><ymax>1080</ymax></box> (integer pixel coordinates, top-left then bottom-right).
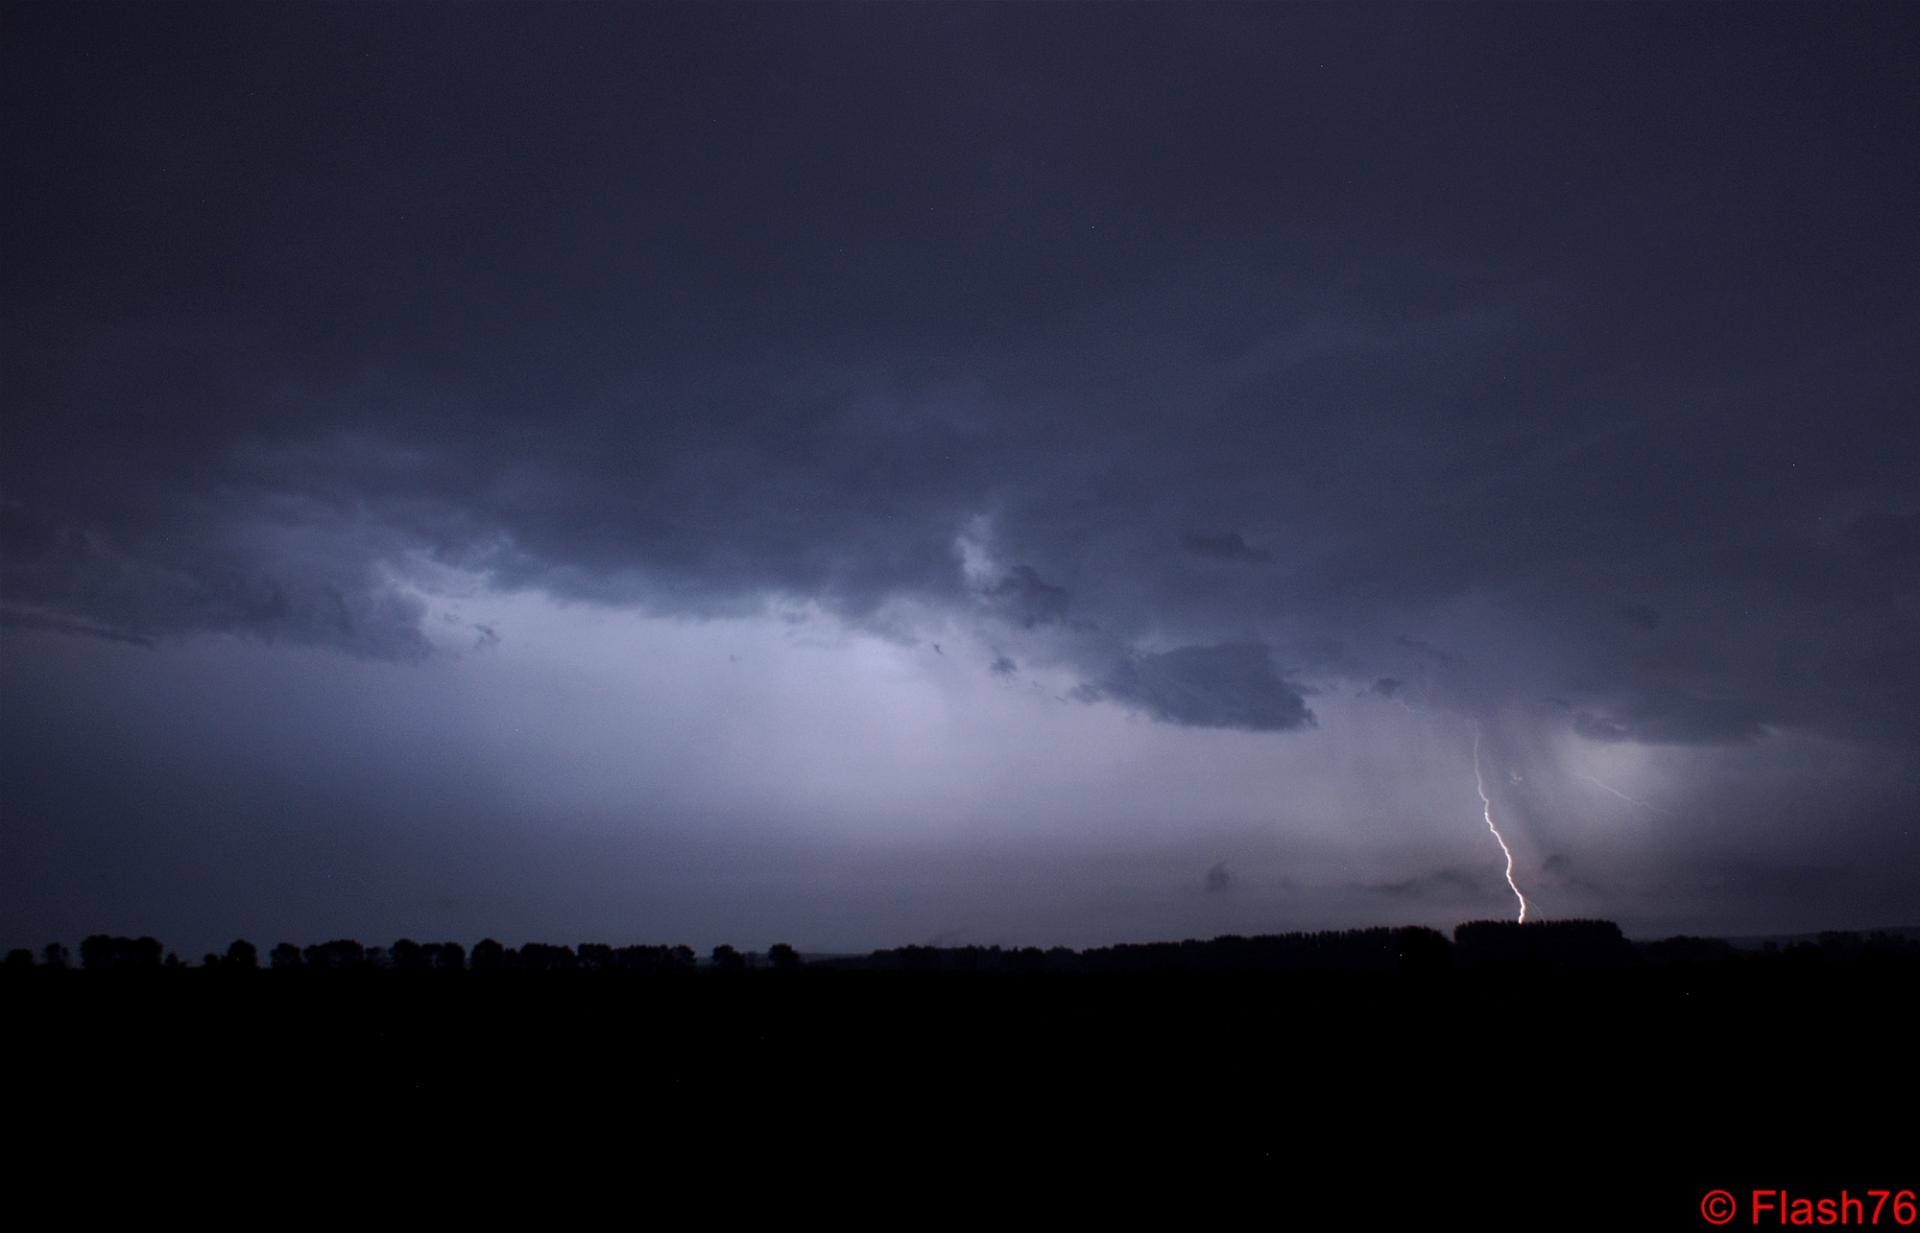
<box><xmin>1573</xmin><ymin>772</ymin><xmax>1668</xmax><ymax>815</ymax></box>
<box><xmin>1471</xmin><ymin>722</ymin><xmax>1529</xmax><ymax>923</ymax></box>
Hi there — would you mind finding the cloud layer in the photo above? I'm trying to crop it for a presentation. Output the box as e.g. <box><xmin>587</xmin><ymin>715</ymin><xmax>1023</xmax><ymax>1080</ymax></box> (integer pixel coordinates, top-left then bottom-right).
<box><xmin>3</xmin><ymin>3</ymin><xmax>1917</xmax><ymax>949</ymax></box>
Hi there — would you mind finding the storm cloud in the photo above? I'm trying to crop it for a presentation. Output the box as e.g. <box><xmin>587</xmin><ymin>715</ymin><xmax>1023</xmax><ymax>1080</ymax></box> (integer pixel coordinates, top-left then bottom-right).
<box><xmin>3</xmin><ymin>2</ymin><xmax>1917</xmax><ymax>953</ymax></box>
<box><xmin>1181</xmin><ymin>533</ymin><xmax>1273</xmax><ymax>565</ymax></box>
<box><xmin>1079</xmin><ymin>643</ymin><xmax>1315</xmax><ymax>733</ymax></box>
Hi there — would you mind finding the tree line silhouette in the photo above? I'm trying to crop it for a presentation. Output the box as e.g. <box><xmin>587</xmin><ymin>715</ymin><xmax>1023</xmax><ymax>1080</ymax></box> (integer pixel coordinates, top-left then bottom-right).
<box><xmin>11</xmin><ymin>917</ymin><xmax>1909</xmax><ymax>1218</ymax></box>
<box><xmin>6</xmin><ymin>920</ymin><xmax>1915</xmax><ymax>977</ymax></box>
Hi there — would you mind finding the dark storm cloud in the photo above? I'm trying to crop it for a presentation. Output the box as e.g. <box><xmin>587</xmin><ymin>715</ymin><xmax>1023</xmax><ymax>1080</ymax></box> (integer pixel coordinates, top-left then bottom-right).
<box><xmin>1571</xmin><ymin>693</ymin><xmax>1771</xmax><ymax>747</ymax></box>
<box><xmin>1078</xmin><ymin>643</ymin><xmax>1315</xmax><ymax>733</ymax></box>
<box><xmin>3</xmin><ymin>0</ymin><xmax>1918</xmax><ymax>759</ymax></box>
<box><xmin>1540</xmin><ymin>855</ymin><xmax>1603</xmax><ymax>898</ymax></box>
<box><xmin>985</xmin><ymin>566</ymin><xmax>1072</xmax><ymax>631</ymax></box>
<box><xmin>1618</xmin><ymin>604</ymin><xmax>1661</xmax><ymax>632</ymax></box>
<box><xmin>0</xmin><ymin>606</ymin><xmax>153</xmax><ymax>649</ymax></box>
<box><xmin>1844</xmin><ymin>510</ymin><xmax>1920</xmax><ymax>562</ymax></box>
<box><xmin>1393</xmin><ymin>636</ymin><xmax>1457</xmax><ymax>667</ymax></box>
<box><xmin>1360</xmin><ymin>868</ymin><xmax>1489</xmax><ymax>902</ymax></box>
<box><xmin>1180</xmin><ymin>532</ymin><xmax>1272</xmax><ymax>565</ymax></box>
<box><xmin>0</xmin><ymin>497</ymin><xmax>432</xmax><ymax>659</ymax></box>
<box><xmin>1690</xmin><ymin>860</ymin><xmax>1850</xmax><ymax>903</ymax></box>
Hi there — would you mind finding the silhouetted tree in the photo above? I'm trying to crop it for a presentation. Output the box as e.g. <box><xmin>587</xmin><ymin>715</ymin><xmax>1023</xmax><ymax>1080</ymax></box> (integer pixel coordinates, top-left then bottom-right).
<box><xmin>80</xmin><ymin>935</ymin><xmax>164</xmax><ymax>970</ymax></box>
<box><xmin>711</xmin><ymin>944</ymin><xmax>746</xmax><ymax>972</ymax></box>
<box><xmin>603</xmin><ymin>943</ymin><xmax>692</xmax><ymax>974</ymax></box>
<box><xmin>391</xmin><ymin>939</ymin><xmax>427</xmax><ymax>971</ymax></box>
<box><xmin>426</xmin><ymin>941</ymin><xmax>465</xmax><ymax>972</ymax></box>
<box><xmin>518</xmin><ymin>943</ymin><xmax>576</xmax><ymax>973</ymax></box>
<box><xmin>42</xmin><ymin>943</ymin><xmax>70</xmax><ymax>970</ymax></box>
<box><xmin>5</xmin><ymin>948</ymin><xmax>33</xmax><ymax>968</ymax></box>
<box><xmin>82</xmin><ymin>934</ymin><xmax>115</xmax><ymax>968</ymax></box>
<box><xmin>270</xmin><ymin>942</ymin><xmax>302</xmax><ymax>970</ymax></box>
<box><xmin>303</xmin><ymin>939</ymin><xmax>366</xmax><ymax>970</ymax></box>
<box><xmin>1394</xmin><ymin>926</ymin><xmax>1453</xmax><ymax>974</ymax></box>
<box><xmin>471</xmin><ymin>938</ymin><xmax>507</xmax><ymax>971</ymax></box>
<box><xmin>226</xmin><ymin>939</ymin><xmax>258</xmax><ymax>970</ymax></box>
<box><xmin>1454</xmin><ymin>919</ymin><xmax>1633</xmax><ymax>968</ymax></box>
<box><xmin>768</xmin><ymin>943</ymin><xmax>801</xmax><ymax>970</ymax></box>
<box><xmin>1640</xmin><ymin>936</ymin><xmax>1737</xmax><ymax>965</ymax></box>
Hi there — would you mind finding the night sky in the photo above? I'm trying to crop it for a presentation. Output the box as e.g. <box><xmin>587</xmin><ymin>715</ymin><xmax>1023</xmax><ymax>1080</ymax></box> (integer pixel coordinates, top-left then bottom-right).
<box><xmin>5</xmin><ymin>2</ymin><xmax>1917</xmax><ymax>958</ymax></box>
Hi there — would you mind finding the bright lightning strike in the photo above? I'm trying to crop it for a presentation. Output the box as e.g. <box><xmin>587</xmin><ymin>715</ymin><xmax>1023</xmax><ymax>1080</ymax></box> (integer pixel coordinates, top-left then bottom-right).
<box><xmin>1471</xmin><ymin>723</ymin><xmax>1529</xmax><ymax>923</ymax></box>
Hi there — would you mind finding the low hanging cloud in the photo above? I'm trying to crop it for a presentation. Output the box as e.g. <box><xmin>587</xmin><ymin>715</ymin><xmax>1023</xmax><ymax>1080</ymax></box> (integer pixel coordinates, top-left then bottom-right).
<box><xmin>985</xmin><ymin>565</ymin><xmax>1072</xmax><ymax>630</ymax></box>
<box><xmin>0</xmin><ymin>499</ymin><xmax>432</xmax><ymax>660</ymax></box>
<box><xmin>1360</xmin><ymin>868</ymin><xmax>1490</xmax><ymax>901</ymax></box>
<box><xmin>1077</xmin><ymin>642</ymin><xmax>1315</xmax><ymax>732</ymax></box>
<box><xmin>1571</xmin><ymin>691</ymin><xmax>1771</xmax><ymax>746</ymax></box>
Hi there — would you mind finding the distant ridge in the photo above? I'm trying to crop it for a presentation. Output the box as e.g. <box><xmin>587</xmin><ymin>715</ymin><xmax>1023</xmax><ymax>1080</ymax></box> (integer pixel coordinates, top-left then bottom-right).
<box><xmin>1719</xmin><ymin>925</ymin><xmax>1920</xmax><ymax>950</ymax></box>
